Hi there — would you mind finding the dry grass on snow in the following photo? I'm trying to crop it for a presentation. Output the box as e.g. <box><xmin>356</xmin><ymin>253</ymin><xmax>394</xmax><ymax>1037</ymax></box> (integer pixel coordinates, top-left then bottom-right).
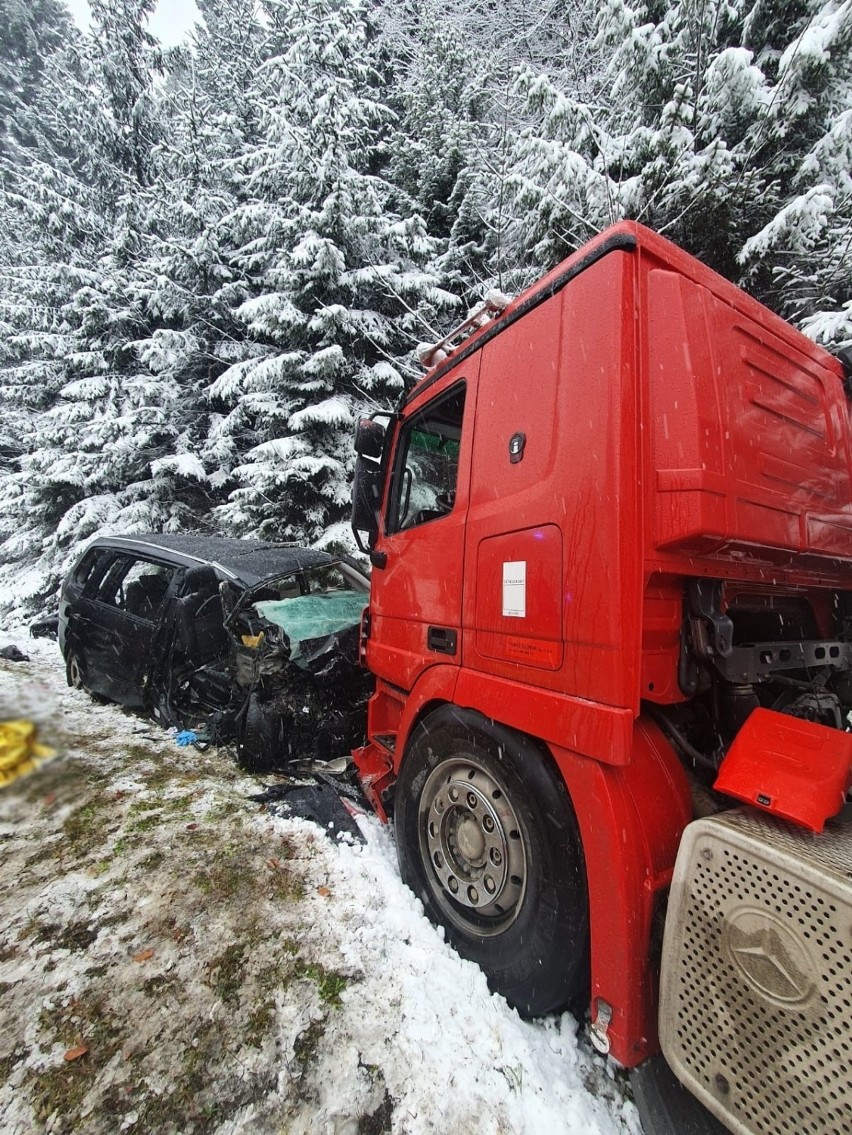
<box><xmin>0</xmin><ymin>657</ymin><xmax>388</xmax><ymax>1135</ymax></box>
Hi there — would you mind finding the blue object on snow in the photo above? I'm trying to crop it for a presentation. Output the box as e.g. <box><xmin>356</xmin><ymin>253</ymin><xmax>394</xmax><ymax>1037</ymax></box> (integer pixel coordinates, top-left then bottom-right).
<box><xmin>175</xmin><ymin>730</ymin><xmax>198</xmax><ymax>747</ymax></box>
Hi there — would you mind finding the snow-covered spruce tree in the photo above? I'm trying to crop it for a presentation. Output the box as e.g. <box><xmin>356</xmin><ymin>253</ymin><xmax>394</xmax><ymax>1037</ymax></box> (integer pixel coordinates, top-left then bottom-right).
<box><xmin>211</xmin><ymin>0</ymin><xmax>454</xmax><ymax>548</ymax></box>
<box><xmin>380</xmin><ymin>11</ymin><xmax>501</xmax><ymax>304</ymax></box>
<box><xmin>0</xmin><ymin>0</ymin><xmax>72</xmax><ymax>155</ymax></box>
<box><xmin>507</xmin><ymin>0</ymin><xmax>852</xmax><ymax>349</ymax></box>
<box><xmin>0</xmin><ymin>0</ymin><xmax>81</xmax><ymax>446</ymax></box>
<box><xmin>375</xmin><ymin>0</ymin><xmax>610</xmax><ymax>298</ymax></box>
<box><xmin>110</xmin><ymin>0</ymin><xmax>278</xmax><ymax>530</ymax></box>
<box><xmin>385</xmin><ymin>16</ymin><xmax>479</xmax><ymax>243</ymax></box>
<box><xmin>0</xmin><ymin>0</ymin><xmax>183</xmax><ymax>612</ymax></box>
<box><xmin>505</xmin><ymin>66</ymin><xmax>615</xmax><ymax>275</ymax></box>
<box><xmin>737</xmin><ymin>0</ymin><xmax>852</xmax><ymax>345</ymax></box>
<box><xmin>375</xmin><ymin>0</ymin><xmax>597</xmax><ymax>87</ymax></box>
<box><xmin>605</xmin><ymin>0</ymin><xmax>852</xmax><ymax>323</ymax></box>
<box><xmin>507</xmin><ymin>0</ymin><xmax>762</xmax><ymax>278</ymax></box>
<box><xmin>0</xmin><ymin>13</ymin><xmax>109</xmax><ymax>604</ymax></box>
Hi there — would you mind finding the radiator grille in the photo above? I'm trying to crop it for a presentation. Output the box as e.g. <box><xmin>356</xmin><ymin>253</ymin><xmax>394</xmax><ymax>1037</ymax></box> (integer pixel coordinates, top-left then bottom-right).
<box><xmin>659</xmin><ymin>808</ymin><xmax>852</xmax><ymax>1135</ymax></box>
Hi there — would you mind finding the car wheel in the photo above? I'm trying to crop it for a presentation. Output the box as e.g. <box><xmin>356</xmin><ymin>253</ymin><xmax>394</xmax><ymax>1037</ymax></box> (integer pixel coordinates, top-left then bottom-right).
<box><xmin>66</xmin><ymin>651</ymin><xmax>85</xmax><ymax>690</ymax></box>
<box><xmin>394</xmin><ymin>705</ymin><xmax>589</xmax><ymax>1017</ymax></box>
<box><xmin>236</xmin><ymin>693</ymin><xmax>283</xmax><ymax>774</ymax></box>
<box><xmin>65</xmin><ymin>650</ymin><xmax>109</xmax><ymax>703</ymax></box>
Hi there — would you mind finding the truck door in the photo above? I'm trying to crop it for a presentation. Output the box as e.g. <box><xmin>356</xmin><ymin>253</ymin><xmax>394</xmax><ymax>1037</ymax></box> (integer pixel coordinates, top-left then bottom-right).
<box><xmin>367</xmin><ymin>372</ymin><xmax>477</xmax><ymax>691</ymax></box>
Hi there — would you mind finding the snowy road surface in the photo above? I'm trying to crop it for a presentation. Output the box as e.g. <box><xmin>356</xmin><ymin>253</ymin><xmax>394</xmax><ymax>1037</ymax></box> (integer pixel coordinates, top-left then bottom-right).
<box><xmin>0</xmin><ymin>628</ymin><xmax>639</xmax><ymax>1135</ymax></box>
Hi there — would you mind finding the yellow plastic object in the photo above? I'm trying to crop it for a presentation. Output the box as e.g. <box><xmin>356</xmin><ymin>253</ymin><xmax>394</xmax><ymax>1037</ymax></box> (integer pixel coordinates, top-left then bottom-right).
<box><xmin>240</xmin><ymin>632</ymin><xmax>265</xmax><ymax>649</ymax></box>
<box><xmin>0</xmin><ymin>720</ymin><xmax>56</xmax><ymax>788</ymax></box>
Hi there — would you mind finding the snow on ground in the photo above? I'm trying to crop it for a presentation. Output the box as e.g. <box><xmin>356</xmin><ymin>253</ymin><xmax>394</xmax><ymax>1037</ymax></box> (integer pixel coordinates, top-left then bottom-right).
<box><xmin>0</xmin><ymin>625</ymin><xmax>640</xmax><ymax>1135</ymax></box>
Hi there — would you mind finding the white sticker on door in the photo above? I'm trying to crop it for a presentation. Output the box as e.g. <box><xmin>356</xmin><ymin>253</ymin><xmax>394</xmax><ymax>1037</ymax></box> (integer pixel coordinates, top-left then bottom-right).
<box><xmin>503</xmin><ymin>561</ymin><xmax>526</xmax><ymax>618</ymax></box>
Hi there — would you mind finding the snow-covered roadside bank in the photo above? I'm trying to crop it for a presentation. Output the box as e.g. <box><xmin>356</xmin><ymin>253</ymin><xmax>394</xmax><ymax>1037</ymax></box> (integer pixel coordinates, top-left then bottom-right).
<box><xmin>0</xmin><ymin>627</ymin><xmax>639</xmax><ymax>1135</ymax></box>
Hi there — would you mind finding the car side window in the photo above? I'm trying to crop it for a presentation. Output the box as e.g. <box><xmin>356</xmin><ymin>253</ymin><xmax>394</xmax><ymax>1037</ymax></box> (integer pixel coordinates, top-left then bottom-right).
<box><xmin>74</xmin><ymin>549</ymin><xmax>109</xmax><ymax>586</ymax></box>
<box><xmin>388</xmin><ymin>384</ymin><xmax>466</xmax><ymax>534</ymax></box>
<box><xmin>96</xmin><ymin>557</ymin><xmax>173</xmax><ymax>621</ymax></box>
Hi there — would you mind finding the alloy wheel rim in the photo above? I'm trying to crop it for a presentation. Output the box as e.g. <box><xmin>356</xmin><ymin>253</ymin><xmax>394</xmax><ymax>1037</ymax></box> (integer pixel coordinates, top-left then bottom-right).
<box><xmin>419</xmin><ymin>757</ymin><xmax>526</xmax><ymax>935</ymax></box>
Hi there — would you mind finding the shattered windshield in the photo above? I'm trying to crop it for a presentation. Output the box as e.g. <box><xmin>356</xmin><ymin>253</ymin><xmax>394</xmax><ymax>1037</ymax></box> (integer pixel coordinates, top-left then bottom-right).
<box><xmin>254</xmin><ymin>592</ymin><xmax>367</xmax><ymax>656</ymax></box>
<box><xmin>250</xmin><ymin>563</ymin><xmax>367</xmax><ymax>659</ymax></box>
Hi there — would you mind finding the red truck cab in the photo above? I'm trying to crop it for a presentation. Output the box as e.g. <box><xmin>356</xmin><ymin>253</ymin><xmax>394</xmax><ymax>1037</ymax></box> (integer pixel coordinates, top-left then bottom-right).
<box><xmin>351</xmin><ymin>222</ymin><xmax>852</xmax><ymax>1135</ymax></box>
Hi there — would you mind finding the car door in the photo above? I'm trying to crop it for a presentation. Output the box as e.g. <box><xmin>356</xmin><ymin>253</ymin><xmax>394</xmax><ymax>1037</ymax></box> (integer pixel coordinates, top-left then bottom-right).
<box><xmin>60</xmin><ymin>546</ymin><xmax>114</xmax><ymax>658</ymax></box>
<box><xmin>78</xmin><ymin>554</ymin><xmax>175</xmax><ymax>706</ymax></box>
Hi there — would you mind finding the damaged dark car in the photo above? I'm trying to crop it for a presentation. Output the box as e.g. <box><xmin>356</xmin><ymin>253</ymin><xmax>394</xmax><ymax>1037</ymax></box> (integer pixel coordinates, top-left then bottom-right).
<box><xmin>58</xmin><ymin>535</ymin><xmax>371</xmax><ymax>770</ymax></box>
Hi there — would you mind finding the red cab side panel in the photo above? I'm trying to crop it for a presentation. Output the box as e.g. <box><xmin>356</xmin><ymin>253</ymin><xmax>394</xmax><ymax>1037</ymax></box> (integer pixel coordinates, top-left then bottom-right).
<box><xmin>463</xmin><ymin>251</ymin><xmax>642</xmax><ymax>725</ymax></box>
<box><xmin>643</xmin><ymin>239</ymin><xmax>852</xmax><ymax>572</ymax></box>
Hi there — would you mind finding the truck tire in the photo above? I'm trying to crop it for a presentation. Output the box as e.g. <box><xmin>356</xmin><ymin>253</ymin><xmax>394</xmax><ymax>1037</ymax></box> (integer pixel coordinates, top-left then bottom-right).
<box><xmin>395</xmin><ymin>706</ymin><xmax>589</xmax><ymax>1017</ymax></box>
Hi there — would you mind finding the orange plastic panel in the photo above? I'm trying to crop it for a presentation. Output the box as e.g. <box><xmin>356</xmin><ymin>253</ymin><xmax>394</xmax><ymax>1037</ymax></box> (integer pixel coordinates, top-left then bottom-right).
<box><xmin>714</xmin><ymin>708</ymin><xmax>852</xmax><ymax>832</ymax></box>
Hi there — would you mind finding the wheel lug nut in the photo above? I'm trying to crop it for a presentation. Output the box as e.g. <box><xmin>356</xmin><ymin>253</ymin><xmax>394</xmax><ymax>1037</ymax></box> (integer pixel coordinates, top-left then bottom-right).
<box><xmin>468</xmin><ymin>886</ymin><xmax>479</xmax><ymax>904</ymax></box>
<box><xmin>482</xmin><ymin>815</ymin><xmax>494</xmax><ymax>833</ymax></box>
<box><xmin>484</xmin><ymin>875</ymin><xmax>495</xmax><ymax>893</ymax></box>
<box><xmin>449</xmin><ymin>787</ymin><xmax>458</xmax><ymax>802</ymax></box>
<box><xmin>467</xmin><ymin>792</ymin><xmax>477</xmax><ymax>808</ymax></box>
<box><xmin>448</xmin><ymin>877</ymin><xmax>459</xmax><ymax>894</ymax></box>
<box><xmin>490</xmin><ymin>848</ymin><xmax>502</xmax><ymax>865</ymax></box>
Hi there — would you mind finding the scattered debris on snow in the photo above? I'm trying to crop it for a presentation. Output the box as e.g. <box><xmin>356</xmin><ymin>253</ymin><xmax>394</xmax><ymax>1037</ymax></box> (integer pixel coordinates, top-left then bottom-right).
<box><xmin>0</xmin><ymin>628</ymin><xmax>640</xmax><ymax>1135</ymax></box>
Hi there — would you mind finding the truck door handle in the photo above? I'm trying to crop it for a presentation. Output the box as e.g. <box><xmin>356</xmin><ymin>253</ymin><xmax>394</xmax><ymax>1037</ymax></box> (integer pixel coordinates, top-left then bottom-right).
<box><xmin>427</xmin><ymin>626</ymin><xmax>457</xmax><ymax>656</ymax></box>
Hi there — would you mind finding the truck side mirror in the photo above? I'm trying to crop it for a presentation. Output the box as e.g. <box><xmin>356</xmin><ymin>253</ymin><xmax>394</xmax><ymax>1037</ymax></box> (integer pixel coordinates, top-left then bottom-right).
<box><xmin>352</xmin><ymin>455</ymin><xmax>383</xmax><ymax>551</ymax></box>
<box><xmin>354</xmin><ymin>417</ymin><xmax>386</xmax><ymax>459</ymax></box>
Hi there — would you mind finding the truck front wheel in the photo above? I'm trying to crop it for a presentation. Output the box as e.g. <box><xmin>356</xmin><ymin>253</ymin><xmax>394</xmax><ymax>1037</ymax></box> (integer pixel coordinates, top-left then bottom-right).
<box><xmin>395</xmin><ymin>706</ymin><xmax>589</xmax><ymax>1017</ymax></box>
